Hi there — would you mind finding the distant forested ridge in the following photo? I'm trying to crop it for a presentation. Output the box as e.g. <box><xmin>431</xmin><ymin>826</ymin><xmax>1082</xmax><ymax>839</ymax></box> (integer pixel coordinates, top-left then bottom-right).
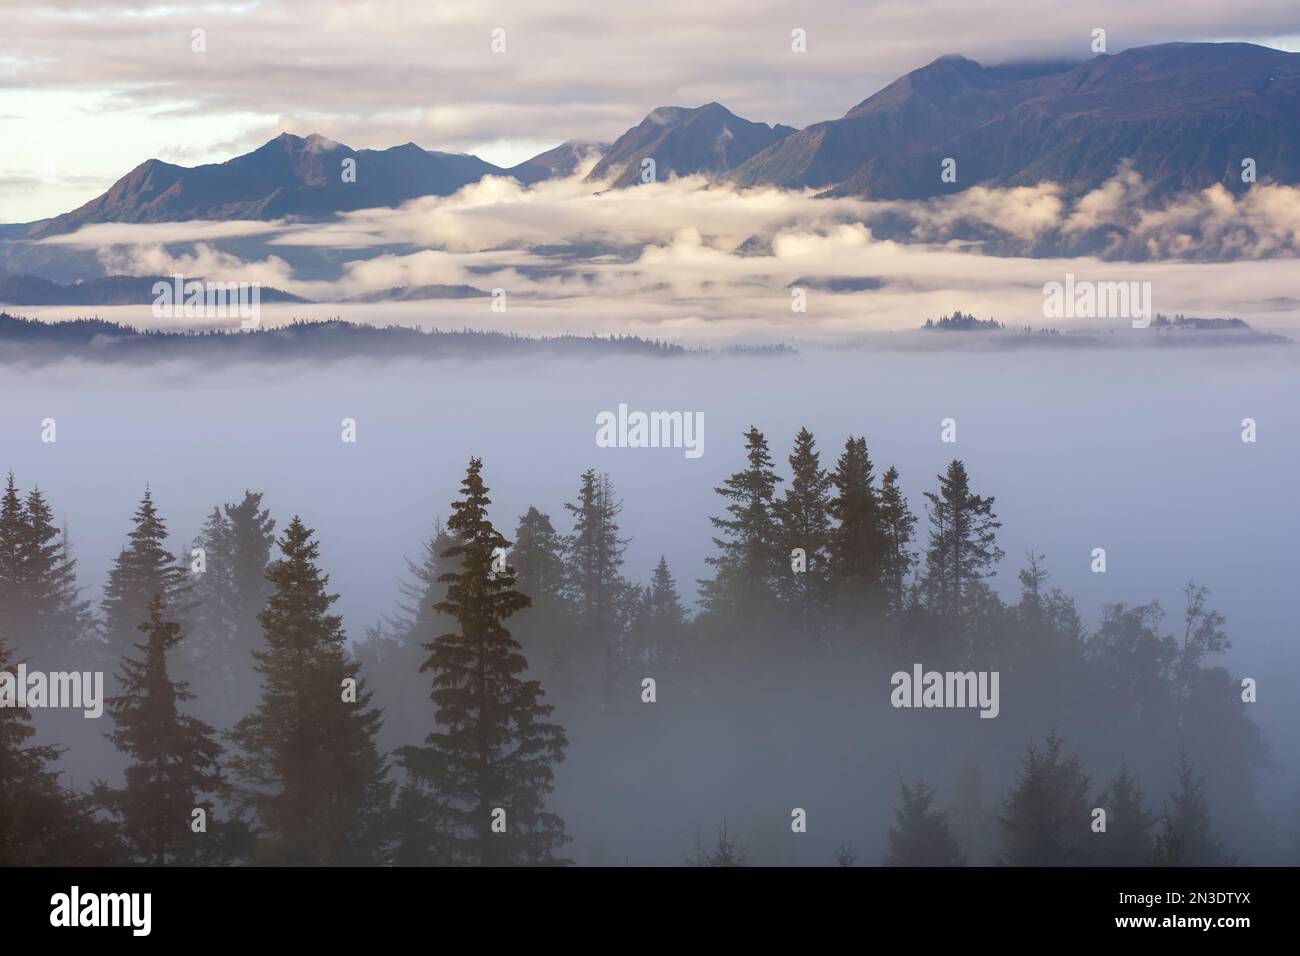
<box><xmin>0</xmin><ymin>314</ymin><xmax>700</xmax><ymax>363</ymax></box>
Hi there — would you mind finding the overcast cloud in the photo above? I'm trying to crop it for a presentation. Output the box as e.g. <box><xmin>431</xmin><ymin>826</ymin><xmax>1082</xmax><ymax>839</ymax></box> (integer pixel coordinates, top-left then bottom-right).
<box><xmin>3</xmin><ymin>0</ymin><xmax>1300</xmax><ymax>221</ymax></box>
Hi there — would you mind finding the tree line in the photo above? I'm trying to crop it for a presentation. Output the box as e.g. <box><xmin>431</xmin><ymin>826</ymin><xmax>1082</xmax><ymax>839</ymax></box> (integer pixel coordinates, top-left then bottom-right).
<box><xmin>0</xmin><ymin>422</ymin><xmax>1282</xmax><ymax>865</ymax></box>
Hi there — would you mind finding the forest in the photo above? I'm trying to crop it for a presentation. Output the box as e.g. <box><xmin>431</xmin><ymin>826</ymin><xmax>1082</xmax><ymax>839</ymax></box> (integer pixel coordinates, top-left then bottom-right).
<box><xmin>0</xmin><ymin>424</ymin><xmax>1286</xmax><ymax>866</ymax></box>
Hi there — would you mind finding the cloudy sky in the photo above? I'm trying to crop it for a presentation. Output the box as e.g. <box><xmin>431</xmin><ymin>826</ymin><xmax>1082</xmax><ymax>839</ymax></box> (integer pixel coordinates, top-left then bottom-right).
<box><xmin>3</xmin><ymin>0</ymin><xmax>1300</xmax><ymax>223</ymax></box>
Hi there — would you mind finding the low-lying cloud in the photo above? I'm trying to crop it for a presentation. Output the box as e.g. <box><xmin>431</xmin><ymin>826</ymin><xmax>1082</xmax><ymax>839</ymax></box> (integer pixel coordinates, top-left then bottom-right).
<box><xmin>24</xmin><ymin>165</ymin><xmax>1300</xmax><ymax>339</ymax></box>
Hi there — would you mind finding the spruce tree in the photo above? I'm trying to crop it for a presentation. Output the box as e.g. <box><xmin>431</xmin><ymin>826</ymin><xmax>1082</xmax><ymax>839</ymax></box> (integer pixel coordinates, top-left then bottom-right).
<box><xmin>688</xmin><ymin>821</ymin><xmax>748</xmax><ymax>866</ymax></box>
<box><xmin>511</xmin><ymin>507</ymin><xmax>580</xmax><ymax>696</ymax></box>
<box><xmin>0</xmin><ymin>477</ymin><xmax>90</xmax><ymax>664</ymax></box>
<box><xmin>1152</xmin><ymin>749</ymin><xmax>1231</xmax><ymax>866</ymax></box>
<box><xmin>102</xmin><ymin>488</ymin><xmax>190</xmax><ymax>670</ymax></box>
<box><xmin>357</xmin><ymin>520</ymin><xmax>460</xmax><ymax>755</ymax></box>
<box><xmin>700</xmin><ymin>426</ymin><xmax>784</xmax><ymax>618</ymax></box>
<box><xmin>398</xmin><ymin>458</ymin><xmax>569</xmax><ymax>866</ymax></box>
<box><xmin>922</xmin><ymin>460</ymin><xmax>1003</xmax><ymax>623</ymax></box>
<box><xmin>998</xmin><ymin>732</ymin><xmax>1092</xmax><ymax>865</ymax></box>
<box><xmin>228</xmin><ymin>517</ymin><xmax>392</xmax><ymax>865</ymax></box>
<box><xmin>187</xmin><ymin>491</ymin><xmax>276</xmax><ymax>723</ymax></box>
<box><xmin>884</xmin><ymin>779</ymin><xmax>966</xmax><ymax>866</ymax></box>
<box><xmin>0</xmin><ymin>627</ymin><xmax>118</xmax><ymax>865</ymax></box>
<box><xmin>773</xmin><ymin>427</ymin><xmax>832</xmax><ymax>640</ymax></box>
<box><xmin>1095</xmin><ymin>762</ymin><xmax>1155</xmax><ymax>866</ymax></box>
<box><xmin>20</xmin><ymin>488</ymin><xmax>92</xmax><ymax>665</ymax></box>
<box><xmin>563</xmin><ymin>470</ymin><xmax>630</xmax><ymax>703</ymax></box>
<box><xmin>626</xmin><ymin>556</ymin><xmax>691</xmax><ymax>680</ymax></box>
<box><xmin>827</xmin><ymin>436</ymin><xmax>888</xmax><ymax>607</ymax></box>
<box><xmin>0</xmin><ymin>473</ymin><xmax>23</xmax><ymax>613</ymax></box>
<box><xmin>878</xmin><ymin>466</ymin><xmax>918</xmax><ymax>615</ymax></box>
<box><xmin>96</xmin><ymin>596</ymin><xmax>236</xmax><ymax>864</ymax></box>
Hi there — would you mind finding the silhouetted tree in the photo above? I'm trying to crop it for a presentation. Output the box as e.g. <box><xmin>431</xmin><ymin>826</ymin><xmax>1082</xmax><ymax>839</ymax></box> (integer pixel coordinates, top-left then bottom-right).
<box><xmin>878</xmin><ymin>466</ymin><xmax>918</xmax><ymax>616</ymax></box>
<box><xmin>564</xmin><ymin>470</ymin><xmax>630</xmax><ymax>703</ymax></box>
<box><xmin>1152</xmin><ymin>749</ymin><xmax>1231</xmax><ymax>866</ymax></box>
<box><xmin>688</xmin><ymin>821</ymin><xmax>748</xmax><ymax>866</ymax></box>
<box><xmin>0</xmin><ymin>626</ymin><xmax>118</xmax><ymax>865</ymax></box>
<box><xmin>828</xmin><ymin>436</ymin><xmax>887</xmax><ymax>611</ymax></box>
<box><xmin>187</xmin><ymin>491</ymin><xmax>276</xmax><ymax>725</ymax></box>
<box><xmin>922</xmin><ymin>460</ymin><xmax>1003</xmax><ymax>625</ymax></box>
<box><xmin>774</xmin><ymin>427</ymin><xmax>832</xmax><ymax>640</ymax></box>
<box><xmin>512</xmin><ymin>507</ymin><xmax>581</xmax><ymax>696</ymax></box>
<box><xmin>102</xmin><ymin>488</ymin><xmax>190</xmax><ymax>671</ymax></box>
<box><xmin>229</xmin><ymin>517</ymin><xmax>392</xmax><ymax>865</ymax></box>
<box><xmin>700</xmin><ymin>427</ymin><xmax>784</xmax><ymax>620</ymax></box>
<box><xmin>1095</xmin><ymin>763</ymin><xmax>1155</xmax><ymax>866</ymax></box>
<box><xmin>96</xmin><ymin>596</ymin><xmax>240</xmax><ymax>864</ymax></box>
<box><xmin>398</xmin><ymin>459</ymin><xmax>569</xmax><ymax>865</ymax></box>
<box><xmin>999</xmin><ymin>732</ymin><xmax>1092</xmax><ymax>865</ymax></box>
<box><xmin>626</xmin><ymin>556</ymin><xmax>691</xmax><ymax>684</ymax></box>
<box><xmin>884</xmin><ymin>779</ymin><xmax>966</xmax><ymax>866</ymax></box>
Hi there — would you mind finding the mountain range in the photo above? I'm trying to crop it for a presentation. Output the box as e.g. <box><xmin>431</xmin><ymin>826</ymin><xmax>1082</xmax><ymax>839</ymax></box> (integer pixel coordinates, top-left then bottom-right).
<box><xmin>4</xmin><ymin>41</ymin><xmax>1298</xmax><ymax>259</ymax></box>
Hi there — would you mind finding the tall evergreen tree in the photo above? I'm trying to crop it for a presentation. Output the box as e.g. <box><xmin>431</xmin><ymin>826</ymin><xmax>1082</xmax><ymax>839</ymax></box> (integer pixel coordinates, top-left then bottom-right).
<box><xmin>228</xmin><ymin>517</ymin><xmax>392</xmax><ymax>865</ymax></box>
<box><xmin>884</xmin><ymin>779</ymin><xmax>966</xmax><ymax>866</ymax></box>
<box><xmin>186</xmin><ymin>492</ymin><xmax>276</xmax><ymax>723</ymax></box>
<box><xmin>0</xmin><ymin>473</ymin><xmax>23</xmax><ymax>613</ymax></box>
<box><xmin>511</xmin><ymin>507</ymin><xmax>581</xmax><ymax>697</ymax></box>
<box><xmin>700</xmin><ymin>427</ymin><xmax>784</xmax><ymax>619</ymax></box>
<box><xmin>96</xmin><ymin>596</ymin><xmax>237</xmax><ymax>864</ymax></box>
<box><xmin>0</xmin><ymin>626</ymin><xmax>118</xmax><ymax>865</ymax></box>
<box><xmin>356</xmin><ymin>520</ymin><xmax>459</xmax><ymax>755</ymax></box>
<box><xmin>1095</xmin><ymin>762</ymin><xmax>1155</xmax><ymax>866</ymax></box>
<box><xmin>1152</xmin><ymin>749</ymin><xmax>1231</xmax><ymax>866</ymax></box>
<box><xmin>563</xmin><ymin>470</ymin><xmax>630</xmax><ymax>703</ymax></box>
<box><xmin>878</xmin><ymin>466</ymin><xmax>918</xmax><ymax>615</ymax></box>
<box><xmin>827</xmin><ymin>436</ymin><xmax>888</xmax><ymax>607</ymax></box>
<box><xmin>399</xmin><ymin>458</ymin><xmax>569</xmax><ymax>866</ymax></box>
<box><xmin>626</xmin><ymin>556</ymin><xmax>691</xmax><ymax>681</ymax></box>
<box><xmin>0</xmin><ymin>477</ymin><xmax>90</xmax><ymax>664</ymax></box>
<box><xmin>922</xmin><ymin>460</ymin><xmax>1004</xmax><ymax>623</ymax></box>
<box><xmin>102</xmin><ymin>488</ymin><xmax>190</xmax><ymax>671</ymax></box>
<box><xmin>998</xmin><ymin>732</ymin><xmax>1092</xmax><ymax>866</ymax></box>
<box><xmin>773</xmin><ymin>427</ymin><xmax>832</xmax><ymax>640</ymax></box>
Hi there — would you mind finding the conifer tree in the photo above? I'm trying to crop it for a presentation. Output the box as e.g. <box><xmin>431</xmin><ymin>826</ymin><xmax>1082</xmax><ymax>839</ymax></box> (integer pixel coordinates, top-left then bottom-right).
<box><xmin>563</xmin><ymin>470</ymin><xmax>630</xmax><ymax>702</ymax></box>
<box><xmin>511</xmin><ymin>507</ymin><xmax>581</xmax><ymax>695</ymax></box>
<box><xmin>187</xmin><ymin>492</ymin><xmax>276</xmax><ymax>721</ymax></box>
<box><xmin>626</xmin><ymin>556</ymin><xmax>691</xmax><ymax>680</ymax></box>
<box><xmin>773</xmin><ymin>427</ymin><xmax>832</xmax><ymax>639</ymax></box>
<box><xmin>1095</xmin><ymin>762</ymin><xmax>1155</xmax><ymax>866</ymax></box>
<box><xmin>688</xmin><ymin>821</ymin><xmax>748</xmax><ymax>866</ymax></box>
<box><xmin>0</xmin><ymin>476</ymin><xmax>90</xmax><ymax>664</ymax></box>
<box><xmin>998</xmin><ymin>732</ymin><xmax>1092</xmax><ymax>865</ymax></box>
<box><xmin>102</xmin><ymin>488</ymin><xmax>190</xmax><ymax>670</ymax></box>
<box><xmin>96</xmin><ymin>596</ymin><xmax>236</xmax><ymax>864</ymax></box>
<box><xmin>0</xmin><ymin>627</ymin><xmax>118</xmax><ymax>865</ymax></box>
<box><xmin>884</xmin><ymin>779</ymin><xmax>966</xmax><ymax>866</ymax></box>
<box><xmin>19</xmin><ymin>488</ymin><xmax>92</xmax><ymax>665</ymax></box>
<box><xmin>357</xmin><ymin>520</ymin><xmax>460</xmax><ymax>755</ymax></box>
<box><xmin>228</xmin><ymin>517</ymin><xmax>392</xmax><ymax>865</ymax></box>
<box><xmin>514</xmin><ymin>506</ymin><xmax>568</xmax><ymax>602</ymax></box>
<box><xmin>399</xmin><ymin>459</ymin><xmax>569</xmax><ymax>866</ymax></box>
<box><xmin>878</xmin><ymin>466</ymin><xmax>918</xmax><ymax>615</ymax></box>
<box><xmin>1152</xmin><ymin>749</ymin><xmax>1231</xmax><ymax>866</ymax></box>
<box><xmin>922</xmin><ymin>460</ymin><xmax>1004</xmax><ymax>622</ymax></box>
<box><xmin>827</xmin><ymin>436</ymin><xmax>888</xmax><ymax>607</ymax></box>
<box><xmin>700</xmin><ymin>427</ymin><xmax>784</xmax><ymax>618</ymax></box>
<box><xmin>0</xmin><ymin>473</ymin><xmax>23</xmax><ymax>612</ymax></box>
